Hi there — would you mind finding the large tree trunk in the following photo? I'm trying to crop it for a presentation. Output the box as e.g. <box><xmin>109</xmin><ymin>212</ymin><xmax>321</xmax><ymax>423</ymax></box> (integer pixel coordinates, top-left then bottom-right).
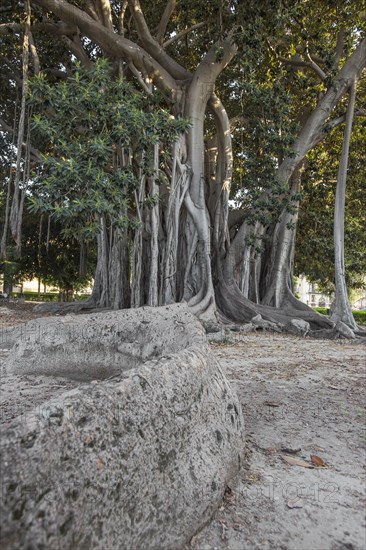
<box><xmin>330</xmin><ymin>80</ymin><xmax>358</xmax><ymax>332</ymax></box>
<box><xmin>260</xmin><ymin>162</ymin><xmax>306</xmax><ymax>308</ymax></box>
<box><xmin>217</xmin><ymin>38</ymin><xmax>366</xmax><ymax>328</ymax></box>
<box><xmin>90</xmin><ymin>221</ymin><xmax>131</xmax><ymax>309</ymax></box>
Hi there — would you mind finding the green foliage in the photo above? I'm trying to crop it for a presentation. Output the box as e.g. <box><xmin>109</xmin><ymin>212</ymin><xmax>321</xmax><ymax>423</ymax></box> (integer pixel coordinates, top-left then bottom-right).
<box><xmin>28</xmin><ymin>59</ymin><xmax>190</xmax><ymax>238</ymax></box>
<box><xmin>313</xmin><ymin>307</ymin><xmax>329</xmax><ymax>315</ymax></box>
<box><xmin>11</xmin><ymin>291</ymin><xmax>59</xmax><ymax>302</ymax></box>
<box><xmin>4</xmin><ymin>207</ymin><xmax>96</xmax><ymax>296</ymax></box>
<box><xmin>227</xmin><ymin>0</ymin><xmax>365</xmax><ymax>233</ymax></box>
<box><xmin>313</xmin><ymin>307</ymin><xmax>366</xmax><ymax>326</ymax></box>
<box><xmin>295</xmin><ymin>113</ymin><xmax>366</xmax><ymax>293</ymax></box>
<box><xmin>353</xmin><ymin>310</ymin><xmax>366</xmax><ymax>325</ymax></box>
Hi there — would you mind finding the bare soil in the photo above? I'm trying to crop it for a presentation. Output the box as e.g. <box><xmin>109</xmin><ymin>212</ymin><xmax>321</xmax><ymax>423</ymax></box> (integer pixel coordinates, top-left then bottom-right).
<box><xmin>189</xmin><ymin>333</ymin><xmax>366</xmax><ymax>550</ymax></box>
<box><xmin>1</xmin><ymin>303</ymin><xmax>365</xmax><ymax>550</ymax></box>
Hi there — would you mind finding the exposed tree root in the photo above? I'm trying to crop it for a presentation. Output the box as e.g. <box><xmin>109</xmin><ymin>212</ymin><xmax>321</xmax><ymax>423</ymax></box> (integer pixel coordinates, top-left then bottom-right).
<box><xmin>214</xmin><ymin>280</ymin><xmax>348</xmax><ymax>338</ymax></box>
<box><xmin>33</xmin><ymin>297</ymin><xmax>104</xmax><ymax>315</ymax></box>
<box><xmin>32</xmin><ymin>283</ymin><xmax>363</xmax><ymax>341</ymax></box>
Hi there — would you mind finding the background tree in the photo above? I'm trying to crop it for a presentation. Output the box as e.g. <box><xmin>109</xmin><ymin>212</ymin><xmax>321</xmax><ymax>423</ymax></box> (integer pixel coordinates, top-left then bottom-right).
<box><xmin>28</xmin><ymin>59</ymin><xmax>189</xmax><ymax>308</ymax></box>
<box><xmin>295</xmin><ymin>88</ymin><xmax>366</xmax><ymax>307</ymax></box>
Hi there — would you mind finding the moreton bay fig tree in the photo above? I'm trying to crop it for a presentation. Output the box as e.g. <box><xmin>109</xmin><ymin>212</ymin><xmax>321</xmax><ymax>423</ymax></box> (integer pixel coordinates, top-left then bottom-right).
<box><xmin>1</xmin><ymin>0</ymin><xmax>365</xmax><ymax>336</ymax></box>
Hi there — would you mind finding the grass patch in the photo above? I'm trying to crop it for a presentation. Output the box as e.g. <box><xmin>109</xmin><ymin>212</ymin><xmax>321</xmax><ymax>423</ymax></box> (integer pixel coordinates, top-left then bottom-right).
<box><xmin>9</xmin><ymin>291</ymin><xmax>91</xmax><ymax>302</ymax></box>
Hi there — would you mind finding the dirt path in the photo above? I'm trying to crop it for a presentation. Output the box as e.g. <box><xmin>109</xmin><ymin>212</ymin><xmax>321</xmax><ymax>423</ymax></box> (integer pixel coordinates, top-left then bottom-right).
<box><xmin>188</xmin><ymin>333</ymin><xmax>366</xmax><ymax>550</ymax></box>
<box><xmin>1</xmin><ymin>304</ymin><xmax>365</xmax><ymax>549</ymax></box>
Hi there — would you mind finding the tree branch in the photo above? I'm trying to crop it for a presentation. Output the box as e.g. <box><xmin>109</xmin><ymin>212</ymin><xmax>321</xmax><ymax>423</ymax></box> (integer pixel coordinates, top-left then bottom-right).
<box><xmin>29</xmin><ymin>31</ymin><xmax>40</xmax><ymax>75</ymax></box>
<box><xmin>127</xmin><ymin>0</ymin><xmax>189</xmax><ymax>80</ymax></box>
<box><xmin>62</xmin><ymin>34</ymin><xmax>94</xmax><ymax>69</ymax></box>
<box><xmin>1</xmin><ymin>67</ymin><xmax>23</xmax><ymax>87</ymax></box>
<box><xmin>163</xmin><ymin>22</ymin><xmax>207</xmax><ymax>48</ymax></box>
<box><xmin>228</xmin><ymin>208</ymin><xmax>248</xmax><ymax>229</ymax></box>
<box><xmin>32</xmin><ymin>0</ymin><xmax>179</xmax><ymax>92</ymax></box>
<box><xmin>305</xmin><ymin>45</ymin><xmax>326</xmax><ymax>80</ymax></box>
<box><xmin>84</xmin><ymin>0</ymin><xmax>100</xmax><ymax>21</ymax></box>
<box><xmin>229</xmin><ymin>114</ymin><xmax>250</xmax><ymax>131</ymax></box>
<box><xmin>335</xmin><ymin>28</ymin><xmax>345</xmax><ymax>66</ymax></box>
<box><xmin>278</xmin><ymin>37</ymin><xmax>366</xmax><ymax>183</ymax></box>
<box><xmin>278</xmin><ymin>52</ymin><xmax>326</xmax><ymax>80</ymax></box>
<box><xmin>194</xmin><ymin>30</ymin><xmax>238</xmax><ymax>84</ymax></box>
<box><xmin>156</xmin><ymin>0</ymin><xmax>176</xmax><ymax>44</ymax></box>
<box><xmin>313</xmin><ymin>109</ymin><xmax>366</xmax><ymax>147</ymax></box>
<box><xmin>117</xmin><ymin>0</ymin><xmax>128</xmax><ymax>35</ymax></box>
<box><xmin>0</xmin><ymin>19</ymin><xmax>76</xmax><ymax>37</ymax></box>
<box><xmin>127</xmin><ymin>61</ymin><xmax>153</xmax><ymax>94</ymax></box>
<box><xmin>96</xmin><ymin>0</ymin><xmax>114</xmax><ymax>31</ymax></box>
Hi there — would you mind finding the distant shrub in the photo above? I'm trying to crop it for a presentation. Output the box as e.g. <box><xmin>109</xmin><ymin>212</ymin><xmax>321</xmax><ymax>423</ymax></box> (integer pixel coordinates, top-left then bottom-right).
<box><xmin>353</xmin><ymin>310</ymin><xmax>366</xmax><ymax>325</ymax></box>
<box><xmin>313</xmin><ymin>307</ymin><xmax>366</xmax><ymax>325</ymax></box>
<box><xmin>10</xmin><ymin>291</ymin><xmax>58</xmax><ymax>302</ymax></box>
<box><xmin>10</xmin><ymin>291</ymin><xmax>91</xmax><ymax>302</ymax></box>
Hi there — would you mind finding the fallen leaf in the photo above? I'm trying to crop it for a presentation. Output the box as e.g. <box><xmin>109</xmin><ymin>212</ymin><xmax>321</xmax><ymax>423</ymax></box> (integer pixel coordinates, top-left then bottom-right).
<box><xmin>263</xmin><ymin>401</ymin><xmax>281</xmax><ymax>407</ymax></box>
<box><xmin>97</xmin><ymin>457</ymin><xmax>105</xmax><ymax>469</ymax></box>
<box><xmin>281</xmin><ymin>447</ymin><xmax>301</xmax><ymax>454</ymax></box>
<box><xmin>282</xmin><ymin>455</ymin><xmax>314</xmax><ymax>468</ymax></box>
<box><xmin>287</xmin><ymin>499</ymin><xmax>304</xmax><ymax>509</ymax></box>
<box><xmin>310</xmin><ymin>454</ymin><xmax>326</xmax><ymax>467</ymax></box>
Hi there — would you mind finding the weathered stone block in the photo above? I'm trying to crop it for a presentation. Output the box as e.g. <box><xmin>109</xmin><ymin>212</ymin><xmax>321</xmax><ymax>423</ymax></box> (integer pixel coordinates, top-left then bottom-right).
<box><xmin>1</xmin><ymin>304</ymin><xmax>244</xmax><ymax>549</ymax></box>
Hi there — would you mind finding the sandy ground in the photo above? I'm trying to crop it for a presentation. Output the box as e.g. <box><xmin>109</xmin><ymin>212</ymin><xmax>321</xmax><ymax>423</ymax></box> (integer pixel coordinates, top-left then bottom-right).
<box><xmin>1</xmin><ymin>303</ymin><xmax>365</xmax><ymax>550</ymax></box>
<box><xmin>189</xmin><ymin>333</ymin><xmax>366</xmax><ymax>550</ymax></box>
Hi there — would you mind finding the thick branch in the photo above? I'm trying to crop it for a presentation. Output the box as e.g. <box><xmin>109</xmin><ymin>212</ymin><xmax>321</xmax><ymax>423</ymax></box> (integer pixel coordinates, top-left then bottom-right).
<box><xmin>84</xmin><ymin>0</ymin><xmax>100</xmax><ymax>21</ymax></box>
<box><xmin>0</xmin><ymin>19</ymin><xmax>76</xmax><ymax>37</ymax></box>
<box><xmin>194</xmin><ymin>30</ymin><xmax>238</xmax><ymax>84</ymax></box>
<box><xmin>228</xmin><ymin>209</ymin><xmax>248</xmax><ymax>229</ymax></box>
<box><xmin>156</xmin><ymin>0</ymin><xmax>176</xmax><ymax>44</ymax></box>
<box><xmin>127</xmin><ymin>0</ymin><xmax>188</xmax><ymax>80</ymax></box>
<box><xmin>163</xmin><ymin>22</ymin><xmax>207</xmax><ymax>48</ymax></box>
<box><xmin>97</xmin><ymin>0</ymin><xmax>113</xmax><ymax>31</ymax></box>
<box><xmin>32</xmin><ymin>0</ymin><xmax>179</xmax><ymax>92</ymax></box>
<box><xmin>278</xmin><ymin>37</ymin><xmax>366</xmax><ymax>183</ymax></box>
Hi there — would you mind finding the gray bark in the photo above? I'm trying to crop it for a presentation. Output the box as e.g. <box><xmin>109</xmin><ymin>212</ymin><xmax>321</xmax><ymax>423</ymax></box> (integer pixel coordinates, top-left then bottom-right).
<box><xmin>148</xmin><ymin>143</ymin><xmax>160</xmax><ymax>306</ymax></box>
<box><xmin>330</xmin><ymin>79</ymin><xmax>358</xmax><ymax>331</ymax></box>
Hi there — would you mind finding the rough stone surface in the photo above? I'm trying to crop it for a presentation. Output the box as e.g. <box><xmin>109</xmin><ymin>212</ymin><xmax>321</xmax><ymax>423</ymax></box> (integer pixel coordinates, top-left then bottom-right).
<box><xmin>6</xmin><ymin>305</ymin><xmax>204</xmax><ymax>380</ymax></box>
<box><xmin>286</xmin><ymin>318</ymin><xmax>311</xmax><ymax>336</ymax></box>
<box><xmin>0</xmin><ymin>304</ymin><xmax>244</xmax><ymax>550</ymax></box>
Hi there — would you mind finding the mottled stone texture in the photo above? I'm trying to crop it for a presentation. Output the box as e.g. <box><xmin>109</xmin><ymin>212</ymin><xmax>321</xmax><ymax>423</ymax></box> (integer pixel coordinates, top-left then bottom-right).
<box><xmin>1</xmin><ymin>304</ymin><xmax>244</xmax><ymax>549</ymax></box>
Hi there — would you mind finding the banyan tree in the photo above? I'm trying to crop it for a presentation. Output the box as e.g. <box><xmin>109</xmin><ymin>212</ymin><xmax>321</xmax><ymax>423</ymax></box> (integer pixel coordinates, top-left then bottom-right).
<box><xmin>1</xmin><ymin>0</ymin><xmax>366</xmax><ymax>337</ymax></box>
